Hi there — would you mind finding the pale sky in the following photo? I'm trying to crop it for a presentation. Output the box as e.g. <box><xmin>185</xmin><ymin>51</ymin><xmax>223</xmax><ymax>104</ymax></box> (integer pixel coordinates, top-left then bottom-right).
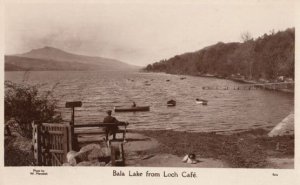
<box><xmin>4</xmin><ymin>0</ymin><xmax>295</xmax><ymax>66</ymax></box>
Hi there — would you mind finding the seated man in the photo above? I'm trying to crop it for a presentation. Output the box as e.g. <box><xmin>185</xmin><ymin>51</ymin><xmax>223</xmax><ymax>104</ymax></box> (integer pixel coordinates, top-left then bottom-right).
<box><xmin>103</xmin><ymin>110</ymin><xmax>120</xmax><ymax>140</ymax></box>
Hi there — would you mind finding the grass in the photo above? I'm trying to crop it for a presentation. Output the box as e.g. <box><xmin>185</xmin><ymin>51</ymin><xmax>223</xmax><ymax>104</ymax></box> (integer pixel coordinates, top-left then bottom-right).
<box><xmin>4</xmin><ymin>129</ymin><xmax>293</xmax><ymax>168</ymax></box>
<box><xmin>138</xmin><ymin>129</ymin><xmax>294</xmax><ymax>168</ymax></box>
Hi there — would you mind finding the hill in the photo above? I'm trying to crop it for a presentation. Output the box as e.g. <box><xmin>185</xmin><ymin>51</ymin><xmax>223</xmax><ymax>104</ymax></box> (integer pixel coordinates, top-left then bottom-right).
<box><xmin>5</xmin><ymin>46</ymin><xmax>139</xmax><ymax>71</ymax></box>
<box><xmin>145</xmin><ymin>28</ymin><xmax>294</xmax><ymax>81</ymax></box>
<box><xmin>5</xmin><ymin>63</ymin><xmax>27</xmax><ymax>71</ymax></box>
<box><xmin>5</xmin><ymin>56</ymin><xmax>101</xmax><ymax>71</ymax></box>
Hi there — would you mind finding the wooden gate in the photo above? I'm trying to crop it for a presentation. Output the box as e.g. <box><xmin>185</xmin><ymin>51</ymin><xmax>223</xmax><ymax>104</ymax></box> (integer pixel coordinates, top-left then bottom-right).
<box><xmin>32</xmin><ymin>122</ymin><xmax>72</xmax><ymax>166</ymax></box>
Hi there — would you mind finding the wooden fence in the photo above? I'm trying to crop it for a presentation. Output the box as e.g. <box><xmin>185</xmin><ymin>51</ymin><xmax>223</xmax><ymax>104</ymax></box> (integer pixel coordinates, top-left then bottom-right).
<box><xmin>32</xmin><ymin>122</ymin><xmax>126</xmax><ymax>166</ymax></box>
<box><xmin>32</xmin><ymin>122</ymin><xmax>72</xmax><ymax>166</ymax></box>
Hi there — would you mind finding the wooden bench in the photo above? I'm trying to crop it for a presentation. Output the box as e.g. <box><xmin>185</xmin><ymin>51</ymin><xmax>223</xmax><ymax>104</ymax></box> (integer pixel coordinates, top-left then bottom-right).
<box><xmin>74</xmin><ymin>122</ymin><xmax>129</xmax><ymax>142</ymax></box>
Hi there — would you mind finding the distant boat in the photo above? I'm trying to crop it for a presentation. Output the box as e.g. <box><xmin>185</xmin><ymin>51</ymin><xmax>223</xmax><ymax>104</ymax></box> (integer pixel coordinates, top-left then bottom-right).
<box><xmin>114</xmin><ymin>106</ymin><xmax>150</xmax><ymax>112</ymax></box>
<box><xmin>196</xmin><ymin>99</ymin><xmax>208</xmax><ymax>105</ymax></box>
<box><xmin>180</xmin><ymin>77</ymin><xmax>186</xmax><ymax>80</ymax></box>
<box><xmin>167</xmin><ymin>100</ymin><xmax>176</xmax><ymax>107</ymax></box>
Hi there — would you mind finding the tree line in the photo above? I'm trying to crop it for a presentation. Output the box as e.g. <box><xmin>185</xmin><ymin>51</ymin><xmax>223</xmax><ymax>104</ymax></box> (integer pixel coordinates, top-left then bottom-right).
<box><xmin>145</xmin><ymin>28</ymin><xmax>294</xmax><ymax>81</ymax></box>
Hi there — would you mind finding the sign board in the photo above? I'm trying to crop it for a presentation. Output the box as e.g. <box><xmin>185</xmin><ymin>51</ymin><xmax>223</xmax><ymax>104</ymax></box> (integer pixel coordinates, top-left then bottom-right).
<box><xmin>65</xmin><ymin>101</ymin><xmax>82</xmax><ymax>108</ymax></box>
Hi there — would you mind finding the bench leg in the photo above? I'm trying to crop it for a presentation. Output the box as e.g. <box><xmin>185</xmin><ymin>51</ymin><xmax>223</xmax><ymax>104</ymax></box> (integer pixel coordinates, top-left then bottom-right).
<box><xmin>110</xmin><ymin>146</ymin><xmax>116</xmax><ymax>166</ymax></box>
<box><xmin>105</xmin><ymin>131</ymin><xmax>109</xmax><ymax>141</ymax></box>
<box><xmin>119</xmin><ymin>143</ymin><xmax>125</xmax><ymax>166</ymax></box>
<box><xmin>123</xmin><ymin>131</ymin><xmax>127</xmax><ymax>143</ymax></box>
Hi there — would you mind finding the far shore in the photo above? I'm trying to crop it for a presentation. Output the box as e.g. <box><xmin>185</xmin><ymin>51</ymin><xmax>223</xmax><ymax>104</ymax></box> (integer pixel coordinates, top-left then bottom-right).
<box><xmin>142</xmin><ymin>70</ymin><xmax>294</xmax><ymax>94</ymax></box>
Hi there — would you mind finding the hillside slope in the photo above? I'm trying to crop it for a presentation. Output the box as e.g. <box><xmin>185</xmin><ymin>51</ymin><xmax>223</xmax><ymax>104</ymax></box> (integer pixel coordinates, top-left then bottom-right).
<box><xmin>145</xmin><ymin>28</ymin><xmax>294</xmax><ymax>80</ymax></box>
<box><xmin>5</xmin><ymin>46</ymin><xmax>139</xmax><ymax>71</ymax></box>
<box><xmin>5</xmin><ymin>56</ymin><xmax>100</xmax><ymax>71</ymax></box>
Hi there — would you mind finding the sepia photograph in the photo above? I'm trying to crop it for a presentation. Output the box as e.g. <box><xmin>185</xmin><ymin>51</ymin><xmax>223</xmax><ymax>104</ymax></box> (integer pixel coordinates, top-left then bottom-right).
<box><xmin>2</xmin><ymin>0</ymin><xmax>295</xmax><ymax>173</ymax></box>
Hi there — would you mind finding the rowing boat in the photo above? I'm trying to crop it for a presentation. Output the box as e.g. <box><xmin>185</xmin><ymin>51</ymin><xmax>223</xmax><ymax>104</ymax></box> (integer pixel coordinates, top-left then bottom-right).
<box><xmin>114</xmin><ymin>106</ymin><xmax>150</xmax><ymax>112</ymax></box>
<box><xmin>196</xmin><ymin>99</ymin><xmax>208</xmax><ymax>105</ymax></box>
<box><xmin>167</xmin><ymin>100</ymin><xmax>176</xmax><ymax>107</ymax></box>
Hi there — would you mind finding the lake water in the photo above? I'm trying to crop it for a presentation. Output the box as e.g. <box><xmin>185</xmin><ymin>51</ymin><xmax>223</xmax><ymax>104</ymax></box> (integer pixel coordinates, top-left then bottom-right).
<box><xmin>5</xmin><ymin>71</ymin><xmax>294</xmax><ymax>133</ymax></box>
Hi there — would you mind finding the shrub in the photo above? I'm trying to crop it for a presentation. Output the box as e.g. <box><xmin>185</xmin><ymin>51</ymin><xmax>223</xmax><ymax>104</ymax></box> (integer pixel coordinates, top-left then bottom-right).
<box><xmin>5</xmin><ymin>80</ymin><xmax>62</xmax><ymax>138</ymax></box>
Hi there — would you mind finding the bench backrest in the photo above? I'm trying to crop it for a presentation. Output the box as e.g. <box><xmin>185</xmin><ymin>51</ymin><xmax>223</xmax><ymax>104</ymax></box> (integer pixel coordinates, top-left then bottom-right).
<box><xmin>73</xmin><ymin>122</ymin><xmax>127</xmax><ymax>128</ymax></box>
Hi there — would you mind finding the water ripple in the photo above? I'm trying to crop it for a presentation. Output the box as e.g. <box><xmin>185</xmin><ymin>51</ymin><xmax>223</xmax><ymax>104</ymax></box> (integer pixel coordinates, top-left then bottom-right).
<box><xmin>5</xmin><ymin>71</ymin><xmax>294</xmax><ymax>133</ymax></box>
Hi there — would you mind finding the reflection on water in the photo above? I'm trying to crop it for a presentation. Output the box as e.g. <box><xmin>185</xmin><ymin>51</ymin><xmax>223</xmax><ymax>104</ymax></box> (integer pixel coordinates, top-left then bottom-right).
<box><xmin>5</xmin><ymin>71</ymin><xmax>294</xmax><ymax>133</ymax></box>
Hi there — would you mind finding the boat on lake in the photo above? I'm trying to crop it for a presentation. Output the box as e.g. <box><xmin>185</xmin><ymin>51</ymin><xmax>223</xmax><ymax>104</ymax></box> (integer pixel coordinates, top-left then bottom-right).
<box><xmin>167</xmin><ymin>100</ymin><xmax>176</xmax><ymax>107</ymax></box>
<box><xmin>114</xmin><ymin>106</ymin><xmax>150</xmax><ymax>112</ymax></box>
<box><xmin>196</xmin><ymin>99</ymin><xmax>208</xmax><ymax>105</ymax></box>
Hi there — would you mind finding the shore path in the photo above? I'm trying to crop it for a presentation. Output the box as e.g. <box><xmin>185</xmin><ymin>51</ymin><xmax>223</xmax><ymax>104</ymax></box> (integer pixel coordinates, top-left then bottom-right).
<box><xmin>120</xmin><ymin>133</ymin><xmax>228</xmax><ymax>167</ymax></box>
<box><xmin>77</xmin><ymin>125</ymin><xmax>293</xmax><ymax>168</ymax></box>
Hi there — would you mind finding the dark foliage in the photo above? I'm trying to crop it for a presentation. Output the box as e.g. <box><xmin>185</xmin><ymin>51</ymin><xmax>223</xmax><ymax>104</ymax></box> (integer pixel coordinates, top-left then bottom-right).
<box><xmin>5</xmin><ymin>81</ymin><xmax>62</xmax><ymax>138</ymax></box>
<box><xmin>4</xmin><ymin>136</ymin><xmax>34</xmax><ymax>166</ymax></box>
<box><xmin>145</xmin><ymin>28</ymin><xmax>295</xmax><ymax>80</ymax></box>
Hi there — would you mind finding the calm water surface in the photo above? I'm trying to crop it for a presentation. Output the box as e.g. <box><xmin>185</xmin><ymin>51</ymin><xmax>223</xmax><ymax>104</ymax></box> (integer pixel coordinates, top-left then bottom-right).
<box><xmin>5</xmin><ymin>71</ymin><xmax>294</xmax><ymax>133</ymax></box>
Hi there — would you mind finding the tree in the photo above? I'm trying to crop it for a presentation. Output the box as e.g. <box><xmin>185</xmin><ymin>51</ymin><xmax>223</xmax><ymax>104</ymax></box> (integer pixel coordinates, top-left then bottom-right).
<box><xmin>5</xmin><ymin>81</ymin><xmax>62</xmax><ymax>138</ymax></box>
<box><xmin>240</xmin><ymin>31</ymin><xmax>253</xmax><ymax>42</ymax></box>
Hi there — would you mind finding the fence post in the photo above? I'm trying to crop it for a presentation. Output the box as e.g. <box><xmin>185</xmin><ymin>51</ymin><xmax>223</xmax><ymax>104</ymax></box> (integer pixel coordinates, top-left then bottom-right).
<box><xmin>63</xmin><ymin>126</ymin><xmax>69</xmax><ymax>163</ymax></box>
<box><xmin>32</xmin><ymin>122</ymin><xmax>42</xmax><ymax>166</ymax></box>
<box><xmin>65</xmin><ymin>101</ymin><xmax>82</xmax><ymax>151</ymax></box>
<box><xmin>32</xmin><ymin>121</ymin><xmax>37</xmax><ymax>165</ymax></box>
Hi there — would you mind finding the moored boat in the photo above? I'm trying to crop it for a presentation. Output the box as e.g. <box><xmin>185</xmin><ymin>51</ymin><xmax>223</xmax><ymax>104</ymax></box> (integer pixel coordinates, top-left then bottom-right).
<box><xmin>196</xmin><ymin>99</ymin><xmax>208</xmax><ymax>105</ymax></box>
<box><xmin>114</xmin><ymin>106</ymin><xmax>150</xmax><ymax>112</ymax></box>
<box><xmin>167</xmin><ymin>100</ymin><xmax>176</xmax><ymax>107</ymax></box>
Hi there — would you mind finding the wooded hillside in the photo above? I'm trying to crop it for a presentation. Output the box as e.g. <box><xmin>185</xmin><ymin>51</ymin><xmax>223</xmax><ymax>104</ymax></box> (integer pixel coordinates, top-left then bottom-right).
<box><xmin>145</xmin><ymin>28</ymin><xmax>294</xmax><ymax>80</ymax></box>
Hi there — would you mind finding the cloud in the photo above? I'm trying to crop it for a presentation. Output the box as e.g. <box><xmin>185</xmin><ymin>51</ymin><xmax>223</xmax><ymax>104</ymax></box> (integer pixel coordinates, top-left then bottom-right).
<box><xmin>5</xmin><ymin>1</ymin><xmax>294</xmax><ymax>66</ymax></box>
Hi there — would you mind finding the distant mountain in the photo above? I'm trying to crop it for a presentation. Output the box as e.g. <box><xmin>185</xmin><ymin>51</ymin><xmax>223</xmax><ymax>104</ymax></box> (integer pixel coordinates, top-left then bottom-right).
<box><xmin>145</xmin><ymin>28</ymin><xmax>294</xmax><ymax>80</ymax></box>
<box><xmin>5</xmin><ymin>56</ymin><xmax>101</xmax><ymax>71</ymax></box>
<box><xmin>5</xmin><ymin>46</ymin><xmax>139</xmax><ymax>71</ymax></box>
<box><xmin>5</xmin><ymin>63</ymin><xmax>26</xmax><ymax>71</ymax></box>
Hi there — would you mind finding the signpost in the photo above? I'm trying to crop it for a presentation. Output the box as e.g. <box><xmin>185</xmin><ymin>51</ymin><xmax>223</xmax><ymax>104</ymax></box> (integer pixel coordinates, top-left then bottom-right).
<box><xmin>65</xmin><ymin>101</ymin><xmax>82</xmax><ymax>150</ymax></box>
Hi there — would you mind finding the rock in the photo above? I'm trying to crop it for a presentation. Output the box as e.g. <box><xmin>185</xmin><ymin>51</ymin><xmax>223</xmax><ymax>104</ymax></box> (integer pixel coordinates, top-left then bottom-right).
<box><xmin>268</xmin><ymin>113</ymin><xmax>294</xmax><ymax>137</ymax></box>
<box><xmin>77</xmin><ymin>160</ymin><xmax>106</xmax><ymax>166</ymax></box>
<box><xmin>65</xmin><ymin>143</ymin><xmax>111</xmax><ymax>166</ymax></box>
<box><xmin>74</xmin><ymin>144</ymin><xmax>102</xmax><ymax>162</ymax></box>
<box><xmin>74</xmin><ymin>151</ymin><xmax>89</xmax><ymax>162</ymax></box>
<box><xmin>88</xmin><ymin>148</ymin><xmax>111</xmax><ymax>161</ymax></box>
<box><xmin>182</xmin><ymin>155</ymin><xmax>188</xmax><ymax>163</ymax></box>
<box><xmin>79</xmin><ymin>144</ymin><xmax>101</xmax><ymax>153</ymax></box>
<box><xmin>66</xmin><ymin>150</ymin><xmax>78</xmax><ymax>165</ymax></box>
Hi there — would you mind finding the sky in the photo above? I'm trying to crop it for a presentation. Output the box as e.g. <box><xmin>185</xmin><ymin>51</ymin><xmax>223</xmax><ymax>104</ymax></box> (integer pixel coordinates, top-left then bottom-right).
<box><xmin>4</xmin><ymin>0</ymin><xmax>295</xmax><ymax>66</ymax></box>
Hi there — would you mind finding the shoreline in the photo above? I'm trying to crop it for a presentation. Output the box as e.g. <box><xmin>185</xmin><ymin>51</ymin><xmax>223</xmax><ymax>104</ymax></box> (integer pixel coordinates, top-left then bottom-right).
<box><xmin>143</xmin><ymin>71</ymin><xmax>294</xmax><ymax>94</ymax></box>
<box><xmin>192</xmin><ymin>74</ymin><xmax>294</xmax><ymax>94</ymax></box>
<box><xmin>5</xmin><ymin>128</ymin><xmax>294</xmax><ymax>168</ymax></box>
